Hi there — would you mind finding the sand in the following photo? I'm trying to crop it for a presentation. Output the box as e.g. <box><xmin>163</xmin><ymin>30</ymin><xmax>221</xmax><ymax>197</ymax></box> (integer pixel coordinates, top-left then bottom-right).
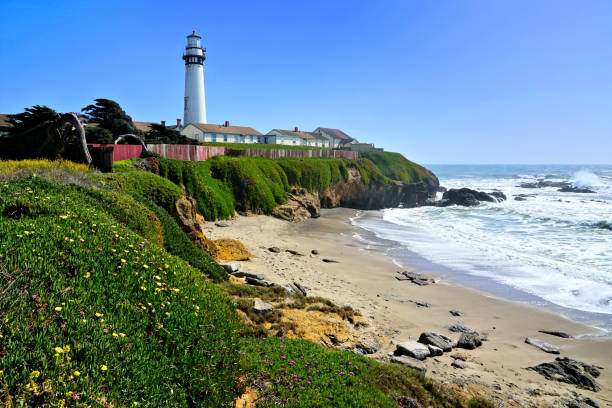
<box><xmin>206</xmin><ymin>209</ymin><xmax>612</xmax><ymax>407</ymax></box>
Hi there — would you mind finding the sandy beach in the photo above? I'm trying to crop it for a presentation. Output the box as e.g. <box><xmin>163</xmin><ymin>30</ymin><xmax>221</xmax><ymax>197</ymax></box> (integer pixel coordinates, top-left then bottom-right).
<box><xmin>206</xmin><ymin>209</ymin><xmax>612</xmax><ymax>407</ymax></box>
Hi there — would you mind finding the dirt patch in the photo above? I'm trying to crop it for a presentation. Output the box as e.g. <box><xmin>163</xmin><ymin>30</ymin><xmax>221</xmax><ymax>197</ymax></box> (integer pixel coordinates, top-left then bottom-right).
<box><xmin>214</xmin><ymin>238</ymin><xmax>252</xmax><ymax>262</ymax></box>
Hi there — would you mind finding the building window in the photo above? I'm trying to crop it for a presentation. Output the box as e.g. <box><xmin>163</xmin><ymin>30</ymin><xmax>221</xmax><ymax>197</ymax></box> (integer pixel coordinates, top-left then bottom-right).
<box><xmin>224</xmin><ymin>135</ymin><xmax>227</xmax><ymax>142</ymax></box>
<box><xmin>195</xmin><ymin>135</ymin><xmax>199</xmax><ymax>140</ymax></box>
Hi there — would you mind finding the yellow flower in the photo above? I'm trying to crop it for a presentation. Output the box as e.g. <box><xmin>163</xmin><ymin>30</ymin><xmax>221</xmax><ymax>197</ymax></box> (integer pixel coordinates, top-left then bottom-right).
<box><xmin>73</xmin><ymin>370</ymin><xmax>80</xmax><ymax>377</ymax></box>
<box><xmin>119</xmin><ymin>333</ymin><xmax>126</xmax><ymax>338</ymax></box>
<box><xmin>82</xmin><ymin>319</ymin><xmax>87</xmax><ymax>324</ymax></box>
<box><xmin>100</xmin><ymin>365</ymin><xmax>107</xmax><ymax>371</ymax></box>
<box><xmin>0</xmin><ymin>370</ymin><xmax>4</xmax><ymax>375</ymax></box>
<box><xmin>30</xmin><ymin>370</ymin><xmax>40</xmax><ymax>379</ymax></box>
<box><xmin>95</xmin><ymin>313</ymin><xmax>103</xmax><ymax>318</ymax></box>
<box><xmin>120</xmin><ymin>259</ymin><xmax>126</xmax><ymax>263</ymax></box>
<box><xmin>140</xmin><ymin>286</ymin><xmax>147</xmax><ymax>291</ymax></box>
<box><xmin>54</xmin><ymin>307</ymin><xmax>62</xmax><ymax>311</ymax></box>
<box><xmin>54</xmin><ymin>347</ymin><xmax>64</xmax><ymax>354</ymax></box>
<box><xmin>112</xmin><ymin>332</ymin><xmax>118</xmax><ymax>338</ymax></box>
<box><xmin>154</xmin><ymin>275</ymin><xmax>161</xmax><ymax>280</ymax></box>
<box><xmin>59</xmin><ymin>215</ymin><xmax>68</xmax><ymax>220</ymax></box>
<box><xmin>143</xmin><ymin>264</ymin><xmax>149</xmax><ymax>269</ymax></box>
<box><xmin>63</xmin><ymin>345</ymin><xmax>70</xmax><ymax>353</ymax></box>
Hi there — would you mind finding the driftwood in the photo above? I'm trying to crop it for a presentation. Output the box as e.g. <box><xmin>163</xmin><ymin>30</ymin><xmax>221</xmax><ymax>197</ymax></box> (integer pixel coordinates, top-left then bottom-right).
<box><xmin>114</xmin><ymin>134</ymin><xmax>148</xmax><ymax>156</ymax></box>
<box><xmin>57</xmin><ymin>113</ymin><xmax>91</xmax><ymax>165</ymax></box>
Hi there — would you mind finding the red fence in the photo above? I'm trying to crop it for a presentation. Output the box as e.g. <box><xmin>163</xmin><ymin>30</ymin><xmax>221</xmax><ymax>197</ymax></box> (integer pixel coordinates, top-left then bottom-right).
<box><xmin>147</xmin><ymin>144</ymin><xmax>226</xmax><ymax>161</ymax></box>
<box><xmin>89</xmin><ymin>144</ymin><xmax>143</xmax><ymax>162</ymax></box>
<box><xmin>87</xmin><ymin>144</ymin><xmax>358</xmax><ymax>164</ymax></box>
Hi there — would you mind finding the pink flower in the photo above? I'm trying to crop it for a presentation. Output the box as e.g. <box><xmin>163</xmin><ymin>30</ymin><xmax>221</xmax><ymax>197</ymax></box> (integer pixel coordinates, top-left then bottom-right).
<box><xmin>72</xmin><ymin>394</ymin><xmax>79</xmax><ymax>400</ymax></box>
<box><xmin>103</xmin><ymin>329</ymin><xmax>109</xmax><ymax>333</ymax></box>
<box><xmin>80</xmin><ymin>311</ymin><xmax>85</xmax><ymax>315</ymax></box>
<box><xmin>32</xmin><ymin>295</ymin><xmax>38</xmax><ymax>299</ymax></box>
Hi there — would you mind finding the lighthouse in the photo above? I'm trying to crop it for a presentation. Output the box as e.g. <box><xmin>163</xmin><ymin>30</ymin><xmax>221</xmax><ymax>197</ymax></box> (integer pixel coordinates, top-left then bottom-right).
<box><xmin>183</xmin><ymin>30</ymin><xmax>206</xmax><ymax>125</ymax></box>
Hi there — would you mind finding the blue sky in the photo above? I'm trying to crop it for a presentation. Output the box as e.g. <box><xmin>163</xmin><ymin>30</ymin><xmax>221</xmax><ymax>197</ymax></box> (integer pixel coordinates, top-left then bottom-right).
<box><xmin>1</xmin><ymin>0</ymin><xmax>610</xmax><ymax>164</ymax></box>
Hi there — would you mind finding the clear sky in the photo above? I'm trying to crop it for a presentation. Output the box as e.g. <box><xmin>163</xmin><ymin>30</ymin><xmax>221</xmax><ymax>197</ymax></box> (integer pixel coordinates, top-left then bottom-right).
<box><xmin>1</xmin><ymin>0</ymin><xmax>610</xmax><ymax>164</ymax></box>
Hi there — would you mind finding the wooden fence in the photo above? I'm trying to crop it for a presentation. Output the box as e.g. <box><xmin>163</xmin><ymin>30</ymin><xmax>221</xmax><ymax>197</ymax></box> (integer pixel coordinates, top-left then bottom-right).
<box><xmin>85</xmin><ymin>144</ymin><xmax>358</xmax><ymax>167</ymax></box>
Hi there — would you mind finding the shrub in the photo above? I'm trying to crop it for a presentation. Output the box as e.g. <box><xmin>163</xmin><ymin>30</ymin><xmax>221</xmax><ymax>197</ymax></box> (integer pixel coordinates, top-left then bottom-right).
<box><xmin>95</xmin><ymin>164</ymin><xmax>183</xmax><ymax>213</ymax></box>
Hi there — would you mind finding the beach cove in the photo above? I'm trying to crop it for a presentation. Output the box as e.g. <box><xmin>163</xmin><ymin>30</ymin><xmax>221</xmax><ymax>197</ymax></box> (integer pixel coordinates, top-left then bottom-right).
<box><xmin>207</xmin><ymin>209</ymin><xmax>612</xmax><ymax>407</ymax></box>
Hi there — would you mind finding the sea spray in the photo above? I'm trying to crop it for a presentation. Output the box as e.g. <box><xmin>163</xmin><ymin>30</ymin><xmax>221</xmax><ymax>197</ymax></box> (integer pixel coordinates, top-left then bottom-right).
<box><xmin>572</xmin><ymin>169</ymin><xmax>601</xmax><ymax>188</ymax></box>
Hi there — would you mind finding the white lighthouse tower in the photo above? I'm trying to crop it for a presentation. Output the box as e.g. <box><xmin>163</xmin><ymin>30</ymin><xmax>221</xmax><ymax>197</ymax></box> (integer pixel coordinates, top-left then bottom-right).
<box><xmin>183</xmin><ymin>30</ymin><xmax>206</xmax><ymax>125</ymax></box>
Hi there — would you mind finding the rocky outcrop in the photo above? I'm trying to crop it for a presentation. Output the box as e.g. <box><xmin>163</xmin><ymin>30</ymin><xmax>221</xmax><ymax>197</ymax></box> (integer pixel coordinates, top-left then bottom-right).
<box><xmin>175</xmin><ymin>194</ymin><xmax>251</xmax><ymax>261</ymax></box>
<box><xmin>529</xmin><ymin>357</ymin><xmax>602</xmax><ymax>392</ymax></box>
<box><xmin>429</xmin><ymin>188</ymin><xmax>507</xmax><ymax>207</ymax></box>
<box><xmin>319</xmin><ymin>166</ymin><xmax>438</xmax><ymax>211</ymax></box>
<box><xmin>272</xmin><ymin>188</ymin><xmax>321</xmax><ymax>222</ymax></box>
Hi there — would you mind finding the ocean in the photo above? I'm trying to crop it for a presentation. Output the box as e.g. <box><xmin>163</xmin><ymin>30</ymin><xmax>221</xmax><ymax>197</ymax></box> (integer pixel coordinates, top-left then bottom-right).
<box><xmin>351</xmin><ymin>164</ymin><xmax>612</xmax><ymax>333</ymax></box>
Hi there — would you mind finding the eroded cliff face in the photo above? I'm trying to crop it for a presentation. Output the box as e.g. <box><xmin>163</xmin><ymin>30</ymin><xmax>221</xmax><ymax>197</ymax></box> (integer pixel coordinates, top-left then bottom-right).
<box><xmin>272</xmin><ymin>165</ymin><xmax>439</xmax><ymax>221</ymax></box>
<box><xmin>320</xmin><ymin>166</ymin><xmax>438</xmax><ymax>210</ymax></box>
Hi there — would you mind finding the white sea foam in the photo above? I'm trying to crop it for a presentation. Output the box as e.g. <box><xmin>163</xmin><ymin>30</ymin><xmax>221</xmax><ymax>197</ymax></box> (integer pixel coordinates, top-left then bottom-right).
<box><xmin>352</xmin><ymin>165</ymin><xmax>612</xmax><ymax>316</ymax></box>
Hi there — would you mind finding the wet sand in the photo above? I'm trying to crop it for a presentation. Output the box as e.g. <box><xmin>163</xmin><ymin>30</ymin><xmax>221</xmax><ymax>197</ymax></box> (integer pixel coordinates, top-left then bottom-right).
<box><xmin>206</xmin><ymin>209</ymin><xmax>612</xmax><ymax>407</ymax></box>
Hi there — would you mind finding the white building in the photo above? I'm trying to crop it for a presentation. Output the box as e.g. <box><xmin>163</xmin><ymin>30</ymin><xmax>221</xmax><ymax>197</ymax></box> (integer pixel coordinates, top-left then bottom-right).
<box><xmin>181</xmin><ymin>121</ymin><xmax>262</xmax><ymax>143</ymax></box>
<box><xmin>183</xmin><ymin>31</ymin><xmax>206</xmax><ymax>126</ymax></box>
<box><xmin>264</xmin><ymin>127</ymin><xmax>329</xmax><ymax>147</ymax></box>
<box><xmin>313</xmin><ymin>127</ymin><xmax>354</xmax><ymax>148</ymax></box>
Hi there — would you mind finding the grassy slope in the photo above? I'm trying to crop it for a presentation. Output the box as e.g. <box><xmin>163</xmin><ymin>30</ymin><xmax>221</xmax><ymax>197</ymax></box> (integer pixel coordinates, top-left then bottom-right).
<box><xmin>359</xmin><ymin>151</ymin><xmax>433</xmax><ymax>184</ymax></box>
<box><xmin>0</xmin><ymin>177</ymin><xmax>240</xmax><ymax>406</ymax></box>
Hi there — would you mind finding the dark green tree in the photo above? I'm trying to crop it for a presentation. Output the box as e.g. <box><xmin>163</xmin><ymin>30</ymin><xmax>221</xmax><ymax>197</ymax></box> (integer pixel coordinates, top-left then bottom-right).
<box><xmin>85</xmin><ymin>126</ymin><xmax>113</xmax><ymax>144</ymax></box>
<box><xmin>146</xmin><ymin>123</ymin><xmax>197</xmax><ymax>144</ymax></box>
<box><xmin>0</xmin><ymin>105</ymin><xmax>91</xmax><ymax>163</ymax></box>
<box><xmin>81</xmin><ymin>99</ymin><xmax>136</xmax><ymax>137</ymax></box>
<box><xmin>1</xmin><ymin>105</ymin><xmax>60</xmax><ymax>159</ymax></box>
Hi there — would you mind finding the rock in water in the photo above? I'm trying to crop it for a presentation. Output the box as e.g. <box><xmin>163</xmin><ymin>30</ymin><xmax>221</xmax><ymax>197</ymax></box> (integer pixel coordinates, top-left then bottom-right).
<box><xmin>538</xmin><ymin>330</ymin><xmax>572</xmax><ymax>339</ymax></box>
<box><xmin>394</xmin><ymin>341</ymin><xmax>431</xmax><ymax>360</ymax></box>
<box><xmin>525</xmin><ymin>337</ymin><xmax>561</xmax><ymax>354</ymax></box>
<box><xmin>418</xmin><ymin>332</ymin><xmax>455</xmax><ymax>352</ymax></box>
<box><xmin>529</xmin><ymin>357</ymin><xmax>601</xmax><ymax>392</ymax></box>
<box><xmin>558</xmin><ymin>186</ymin><xmax>596</xmax><ymax>193</ymax></box>
<box><xmin>390</xmin><ymin>355</ymin><xmax>427</xmax><ymax>373</ymax></box>
<box><xmin>253</xmin><ymin>299</ymin><xmax>274</xmax><ymax>316</ymax></box>
<box><xmin>457</xmin><ymin>332</ymin><xmax>482</xmax><ymax>350</ymax></box>
<box><xmin>436</xmin><ymin>188</ymin><xmax>508</xmax><ymax>207</ymax></box>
